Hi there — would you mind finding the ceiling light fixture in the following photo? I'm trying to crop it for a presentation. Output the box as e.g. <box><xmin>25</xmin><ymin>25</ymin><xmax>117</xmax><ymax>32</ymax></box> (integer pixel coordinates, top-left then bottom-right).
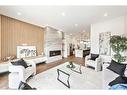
<box><xmin>17</xmin><ymin>12</ymin><xmax>21</xmax><ymax>16</ymax></box>
<box><xmin>46</xmin><ymin>24</ymin><xmax>49</xmax><ymax>26</ymax></box>
<box><xmin>61</xmin><ymin>12</ymin><xmax>66</xmax><ymax>16</ymax></box>
<box><xmin>83</xmin><ymin>30</ymin><xmax>86</xmax><ymax>32</ymax></box>
<box><xmin>104</xmin><ymin>12</ymin><xmax>108</xmax><ymax>17</ymax></box>
<box><xmin>75</xmin><ymin>24</ymin><xmax>78</xmax><ymax>27</ymax></box>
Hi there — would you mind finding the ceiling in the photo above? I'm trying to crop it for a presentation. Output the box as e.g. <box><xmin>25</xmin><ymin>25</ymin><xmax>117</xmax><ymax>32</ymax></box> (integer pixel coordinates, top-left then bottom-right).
<box><xmin>0</xmin><ymin>6</ymin><xmax>127</xmax><ymax>35</ymax></box>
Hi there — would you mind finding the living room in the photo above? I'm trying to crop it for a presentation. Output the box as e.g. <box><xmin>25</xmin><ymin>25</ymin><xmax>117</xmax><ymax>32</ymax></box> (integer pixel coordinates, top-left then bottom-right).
<box><xmin>0</xmin><ymin>6</ymin><xmax>127</xmax><ymax>91</ymax></box>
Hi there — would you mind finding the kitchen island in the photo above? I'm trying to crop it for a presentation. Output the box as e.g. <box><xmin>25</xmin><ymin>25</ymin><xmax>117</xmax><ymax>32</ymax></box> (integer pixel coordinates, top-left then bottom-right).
<box><xmin>75</xmin><ymin>49</ymin><xmax>90</xmax><ymax>58</ymax></box>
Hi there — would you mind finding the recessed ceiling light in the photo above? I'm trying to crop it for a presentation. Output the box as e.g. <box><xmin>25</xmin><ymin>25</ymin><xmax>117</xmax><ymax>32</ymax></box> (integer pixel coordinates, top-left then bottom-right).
<box><xmin>59</xmin><ymin>29</ymin><xmax>63</xmax><ymax>32</ymax></box>
<box><xmin>104</xmin><ymin>12</ymin><xmax>108</xmax><ymax>17</ymax></box>
<box><xmin>61</xmin><ymin>12</ymin><xmax>66</xmax><ymax>16</ymax></box>
<box><xmin>75</xmin><ymin>24</ymin><xmax>78</xmax><ymax>27</ymax></box>
<box><xmin>83</xmin><ymin>30</ymin><xmax>86</xmax><ymax>32</ymax></box>
<box><xmin>46</xmin><ymin>24</ymin><xmax>49</xmax><ymax>26</ymax></box>
<box><xmin>17</xmin><ymin>12</ymin><xmax>21</xmax><ymax>15</ymax></box>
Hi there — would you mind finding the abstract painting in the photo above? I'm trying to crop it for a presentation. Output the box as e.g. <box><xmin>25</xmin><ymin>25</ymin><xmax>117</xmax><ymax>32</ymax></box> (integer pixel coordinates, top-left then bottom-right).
<box><xmin>99</xmin><ymin>32</ymin><xmax>111</xmax><ymax>55</ymax></box>
<box><xmin>17</xmin><ymin>46</ymin><xmax>36</xmax><ymax>58</ymax></box>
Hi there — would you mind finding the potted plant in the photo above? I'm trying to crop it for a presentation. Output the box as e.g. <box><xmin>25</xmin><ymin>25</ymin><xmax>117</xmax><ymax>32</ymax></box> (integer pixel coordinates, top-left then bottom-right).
<box><xmin>110</xmin><ymin>35</ymin><xmax>127</xmax><ymax>63</ymax></box>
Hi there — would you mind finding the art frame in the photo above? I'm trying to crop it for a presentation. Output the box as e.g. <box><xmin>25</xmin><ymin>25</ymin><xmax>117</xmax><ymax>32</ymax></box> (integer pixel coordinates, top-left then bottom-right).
<box><xmin>17</xmin><ymin>46</ymin><xmax>36</xmax><ymax>58</ymax></box>
<box><xmin>99</xmin><ymin>32</ymin><xmax>111</xmax><ymax>56</ymax></box>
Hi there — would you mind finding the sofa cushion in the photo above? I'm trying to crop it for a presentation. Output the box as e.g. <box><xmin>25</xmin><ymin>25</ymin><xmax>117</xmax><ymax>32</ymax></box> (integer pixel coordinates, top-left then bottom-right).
<box><xmin>90</xmin><ymin>54</ymin><xmax>99</xmax><ymax>61</ymax></box>
<box><xmin>87</xmin><ymin>60</ymin><xmax>96</xmax><ymax>67</ymax></box>
<box><xmin>109</xmin><ymin>76</ymin><xmax>127</xmax><ymax>86</ymax></box>
<box><xmin>11</xmin><ymin>59</ymin><xmax>28</xmax><ymax>68</ymax></box>
<box><xmin>107</xmin><ymin>60</ymin><xmax>126</xmax><ymax>76</ymax></box>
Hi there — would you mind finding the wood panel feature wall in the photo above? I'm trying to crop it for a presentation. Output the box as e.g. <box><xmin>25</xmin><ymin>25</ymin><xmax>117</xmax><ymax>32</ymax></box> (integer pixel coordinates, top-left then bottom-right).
<box><xmin>0</xmin><ymin>16</ymin><xmax>1</xmax><ymax>60</ymax></box>
<box><xmin>0</xmin><ymin>15</ymin><xmax>44</xmax><ymax>61</ymax></box>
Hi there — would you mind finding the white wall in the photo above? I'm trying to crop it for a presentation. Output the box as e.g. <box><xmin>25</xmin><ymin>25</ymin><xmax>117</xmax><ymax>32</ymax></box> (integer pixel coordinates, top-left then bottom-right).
<box><xmin>91</xmin><ymin>16</ymin><xmax>126</xmax><ymax>54</ymax></box>
<box><xmin>124</xmin><ymin>16</ymin><xmax>127</xmax><ymax>34</ymax></box>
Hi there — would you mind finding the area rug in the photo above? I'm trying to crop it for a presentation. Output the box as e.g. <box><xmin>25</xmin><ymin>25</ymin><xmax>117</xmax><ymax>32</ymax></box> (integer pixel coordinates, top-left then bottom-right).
<box><xmin>28</xmin><ymin>62</ymin><xmax>102</xmax><ymax>89</ymax></box>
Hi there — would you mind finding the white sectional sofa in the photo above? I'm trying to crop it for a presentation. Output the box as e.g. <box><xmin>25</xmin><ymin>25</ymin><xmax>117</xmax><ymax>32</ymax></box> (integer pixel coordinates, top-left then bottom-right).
<box><xmin>8</xmin><ymin>59</ymin><xmax>36</xmax><ymax>89</ymax></box>
<box><xmin>0</xmin><ymin>63</ymin><xmax>10</xmax><ymax>73</ymax></box>
<box><xmin>103</xmin><ymin>63</ymin><xmax>119</xmax><ymax>89</ymax></box>
<box><xmin>28</xmin><ymin>56</ymin><xmax>47</xmax><ymax>64</ymax></box>
<box><xmin>0</xmin><ymin>55</ymin><xmax>47</xmax><ymax>74</ymax></box>
<box><xmin>8</xmin><ymin>55</ymin><xmax>47</xmax><ymax>89</ymax></box>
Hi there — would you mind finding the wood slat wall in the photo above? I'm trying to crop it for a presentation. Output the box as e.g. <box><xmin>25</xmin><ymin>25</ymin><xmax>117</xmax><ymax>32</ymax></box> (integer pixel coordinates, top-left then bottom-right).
<box><xmin>0</xmin><ymin>15</ymin><xmax>44</xmax><ymax>61</ymax></box>
<box><xmin>0</xmin><ymin>16</ymin><xmax>1</xmax><ymax>60</ymax></box>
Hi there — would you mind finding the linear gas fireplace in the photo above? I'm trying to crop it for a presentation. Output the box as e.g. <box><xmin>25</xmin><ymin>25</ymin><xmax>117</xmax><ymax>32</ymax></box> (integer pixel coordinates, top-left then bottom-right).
<box><xmin>49</xmin><ymin>50</ymin><xmax>61</xmax><ymax>57</ymax></box>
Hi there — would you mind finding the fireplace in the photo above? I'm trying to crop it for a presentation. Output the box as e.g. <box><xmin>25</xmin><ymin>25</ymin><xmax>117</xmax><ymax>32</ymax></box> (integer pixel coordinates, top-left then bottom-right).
<box><xmin>49</xmin><ymin>50</ymin><xmax>61</xmax><ymax>57</ymax></box>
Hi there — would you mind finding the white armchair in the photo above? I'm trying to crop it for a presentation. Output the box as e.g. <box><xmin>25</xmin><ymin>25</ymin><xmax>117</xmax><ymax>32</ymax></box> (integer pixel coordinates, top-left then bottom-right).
<box><xmin>8</xmin><ymin>59</ymin><xmax>36</xmax><ymax>89</ymax></box>
<box><xmin>85</xmin><ymin>54</ymin><xmax>102</xmax><ymax>71</ymax></box>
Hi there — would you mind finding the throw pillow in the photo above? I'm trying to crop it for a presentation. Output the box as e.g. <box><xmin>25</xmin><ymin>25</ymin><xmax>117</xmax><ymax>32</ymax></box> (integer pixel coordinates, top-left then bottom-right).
<box><xmin>90</xmin><ymin>54</ymin><xmax>99</xmax><ymax>61</ymax></box>
<box><xmin>109</xmin><ymin>76</ymin><xmax>127</xmax><ymax>86</ymax></box>
<box><xmin>124</xmin><ymin>66</ymin><xmax>127</xmax><ymax>77</ymax></box>
<box><xmin>18</xmin><ymin>81</ymin><xmax>36</xmax><ymax>90</ymax></box>
<box><xmin>11</xmin><ymin>58</ymin><xmax>28</xmax><ymax>68</ymax></box>
<box><xmin>107</xmin><ymin>60</ymin><xmax>126</xmax><ymax>76</ymax></box>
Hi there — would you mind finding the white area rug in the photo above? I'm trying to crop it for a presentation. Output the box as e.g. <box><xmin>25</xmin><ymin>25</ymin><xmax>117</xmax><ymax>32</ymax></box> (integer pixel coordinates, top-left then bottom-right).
<box><xmin>28</xmin><ymin>62</ymin><xmax>102</xmax><ymax>89</ymax></box>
